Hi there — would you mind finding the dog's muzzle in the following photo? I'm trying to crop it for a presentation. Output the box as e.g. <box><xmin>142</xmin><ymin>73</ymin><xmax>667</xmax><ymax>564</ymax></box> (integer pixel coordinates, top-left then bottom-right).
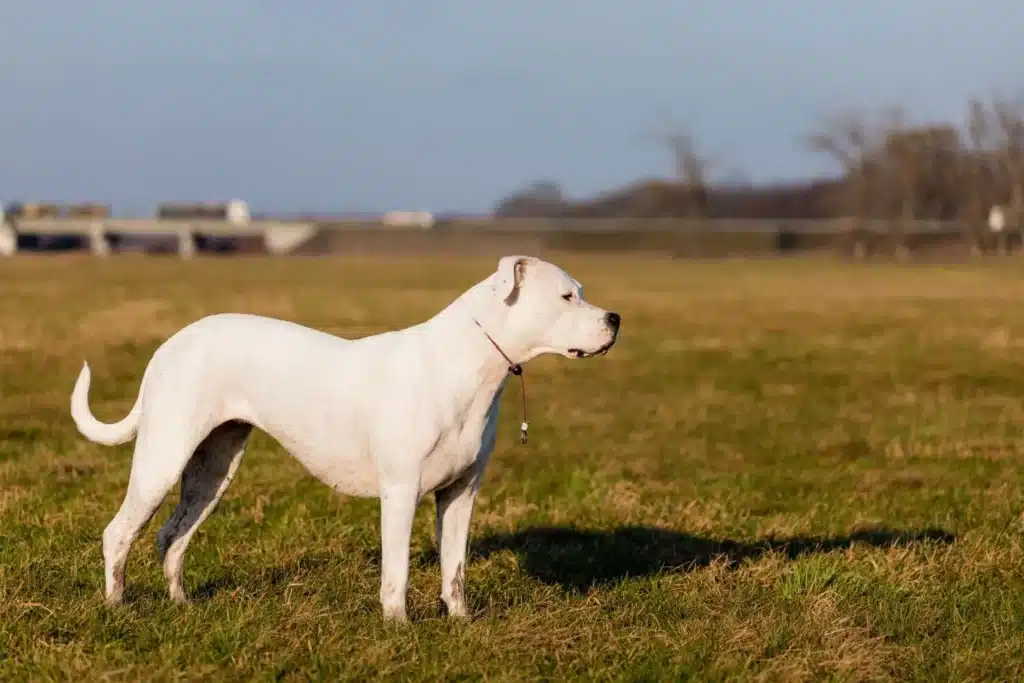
<box><xmin>569</xmin><ymin>311</ymin><xmax>620</xmax><ymax>358</ymax></box>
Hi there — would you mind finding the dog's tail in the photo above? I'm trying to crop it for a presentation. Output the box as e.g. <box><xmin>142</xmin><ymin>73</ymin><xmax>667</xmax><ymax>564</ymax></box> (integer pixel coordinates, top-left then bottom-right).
<box><xmin>70</xmin><ymin>362</ymin><xmax>144</xmax><ymax>446</ymax></box>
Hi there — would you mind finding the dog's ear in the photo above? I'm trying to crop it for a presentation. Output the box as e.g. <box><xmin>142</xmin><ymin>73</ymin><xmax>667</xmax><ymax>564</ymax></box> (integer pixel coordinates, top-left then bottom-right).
<box><xmin>495</xmin><ymin>255</ymin><xmax>530</xmax><ymax>305</ymax></box>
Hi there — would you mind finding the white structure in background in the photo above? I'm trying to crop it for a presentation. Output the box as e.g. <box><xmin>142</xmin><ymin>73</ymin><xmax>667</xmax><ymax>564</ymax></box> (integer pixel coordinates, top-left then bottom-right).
<box><xmin>382</xmin><ymin>210</ymin><xmax>435</xmax><ymax>229</ymax></box>
<box><xmin>226</xmin><ymin>199</ymin><xmax>250</xmax><ymax>226</ymax></box>
<box><xmin>0</xmin><ymin>203</ymin><xmax>14</xmax><ymax>256</ymax></box>
<box><xmin>87</xmin><ymin>221</ymin><xmax>112</xmax><ymax>257</ymax></box>
<box><xmin>0</xmin><ymin>197</ymin><xmax>316</xmax><ymax>257</ymax></box>
<box><xmin>989</xmin><ymin>205</ymin><xmax>1005</xmax><ymax>234</ymax></box>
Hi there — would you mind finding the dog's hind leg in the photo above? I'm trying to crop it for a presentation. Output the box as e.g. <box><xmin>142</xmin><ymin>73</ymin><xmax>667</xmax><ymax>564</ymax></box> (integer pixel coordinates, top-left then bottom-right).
<box><xmin>103</xmin><ymin>417</ymin><xmax>203</xmax><ymax>605</ymax></box>
<box><xmin>156</xmin><ymin>420</ymin><xmax>252</xmax><ymax>603</ymax></box>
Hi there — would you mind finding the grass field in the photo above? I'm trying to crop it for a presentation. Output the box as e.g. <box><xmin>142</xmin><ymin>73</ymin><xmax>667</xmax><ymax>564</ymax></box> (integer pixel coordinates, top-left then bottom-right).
<box><xmin>2</xmin><ymin>255</ymin><xmax>1024</xmax><ymax>682</ymax></box>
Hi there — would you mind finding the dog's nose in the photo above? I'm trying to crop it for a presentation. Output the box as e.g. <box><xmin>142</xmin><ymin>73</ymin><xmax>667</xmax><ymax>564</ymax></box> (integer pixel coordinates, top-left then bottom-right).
<box><xmin>605</xmin><ymin>312</ymin><xmax>621</xmax><ymax>330</ymax></box>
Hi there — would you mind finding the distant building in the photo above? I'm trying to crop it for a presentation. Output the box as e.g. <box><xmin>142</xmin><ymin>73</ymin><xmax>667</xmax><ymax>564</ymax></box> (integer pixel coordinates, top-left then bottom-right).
<box><xmin>381</xmin><ymin>211</ymin><xmax>435</xmax><ymax>229</ymax></box>
<box><xmin>156</xmin><ymin>199</ymin><xmax>250</xmax><ymax>225</ymax></box>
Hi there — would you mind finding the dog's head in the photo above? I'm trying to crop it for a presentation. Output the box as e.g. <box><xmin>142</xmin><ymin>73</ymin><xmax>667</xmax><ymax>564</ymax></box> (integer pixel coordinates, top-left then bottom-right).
<box><xmin>485</xmin><ymin>255</ymin><xmax>620</xmax><ymax>364</ymax></box>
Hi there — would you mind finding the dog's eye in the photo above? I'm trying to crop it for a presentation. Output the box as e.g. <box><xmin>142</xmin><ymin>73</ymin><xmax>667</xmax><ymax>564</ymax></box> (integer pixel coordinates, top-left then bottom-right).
<box><xmin>561</xmin><ymin>293</ymin><xmax>573</xmax><ymax>302</ymax></box>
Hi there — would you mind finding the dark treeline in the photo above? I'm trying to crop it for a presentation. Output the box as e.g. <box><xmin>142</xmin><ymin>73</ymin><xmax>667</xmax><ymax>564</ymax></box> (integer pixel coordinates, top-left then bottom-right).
<box><xmin>495</xmin><ymin>96</ymin><xmax>1024</xmax><ymax>226</ymax></box>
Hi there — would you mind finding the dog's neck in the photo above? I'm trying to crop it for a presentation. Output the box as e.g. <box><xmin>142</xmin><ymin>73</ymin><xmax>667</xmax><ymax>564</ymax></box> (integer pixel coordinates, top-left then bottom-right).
<box><xmin>414</xmin><ymin>276</ymin><xmax>535</xmax><ymax>446</ymax></box>
<box><xmin>429</xmin><ymin>278</ymin><xmax>526</xmax><ymax>395</ymax></box>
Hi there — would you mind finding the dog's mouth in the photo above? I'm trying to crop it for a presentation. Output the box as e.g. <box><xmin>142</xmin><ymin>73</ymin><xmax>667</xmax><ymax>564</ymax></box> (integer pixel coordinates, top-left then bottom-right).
<box><xmin>568</xmin><ymin>339</ymin><xmax>616</xmax><ymax>359</ymax></box>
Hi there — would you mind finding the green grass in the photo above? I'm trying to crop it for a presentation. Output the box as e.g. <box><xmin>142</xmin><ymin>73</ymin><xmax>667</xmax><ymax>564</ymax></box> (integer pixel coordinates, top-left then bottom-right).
<box><xmin>2</xmin><ymin>254</ymin><xmax>1024</xmax><ymax>681</ymax></box>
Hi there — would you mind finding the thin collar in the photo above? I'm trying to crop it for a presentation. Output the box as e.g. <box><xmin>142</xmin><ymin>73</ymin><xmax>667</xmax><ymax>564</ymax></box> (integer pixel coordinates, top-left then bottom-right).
<box><xmin>470</xmin><ymin>317</ymin><xmax>529</xmax><ymax>445</ymax></box>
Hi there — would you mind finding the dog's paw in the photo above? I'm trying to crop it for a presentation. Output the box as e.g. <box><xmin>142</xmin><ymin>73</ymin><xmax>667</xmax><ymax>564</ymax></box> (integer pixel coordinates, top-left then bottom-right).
<box><xmin>382</xmin><ymin>605</ymin><xmax>409</xmax><ymax>623</ymax></box>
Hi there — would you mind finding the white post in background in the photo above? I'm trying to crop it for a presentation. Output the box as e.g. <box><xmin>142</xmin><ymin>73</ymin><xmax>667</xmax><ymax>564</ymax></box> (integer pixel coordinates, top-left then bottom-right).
<box><xmin>178</xmin><ymin>226</ymin><xmax>197</xmax><ymax>259</ymax></box>
<box><xmin>87</xmin><ymin>221</ymin><xmax>111</xmax><ymax>256</ymax></box>
<box><xmin>989</xmin><ymin>205</ymin><xmax>1006</xmax><ymax>256</ymax></box>
<box><xmin>0</xmin><ymin>203</ymin><xmax>14</xmax><ymax>256</ymax></box>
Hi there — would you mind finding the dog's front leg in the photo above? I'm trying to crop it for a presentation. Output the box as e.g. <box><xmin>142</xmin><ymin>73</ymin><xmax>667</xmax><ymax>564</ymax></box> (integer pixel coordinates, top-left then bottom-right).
<box><xmin>434</xmin><ymin>471</ymin><xmax>480</xmax><ymax>618</ymax></box>
<box><xmin>378</xmin><ymin>481</ymin><xmax>419</xmax><ymax>622</ymax></box>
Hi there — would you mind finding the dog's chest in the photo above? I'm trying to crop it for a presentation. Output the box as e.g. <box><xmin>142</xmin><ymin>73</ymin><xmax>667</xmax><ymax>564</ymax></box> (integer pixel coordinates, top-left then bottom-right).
<box><xmin>419</xmin><ymin>391</ymin><xmax>501</xmax><ymax>494</ymax></box>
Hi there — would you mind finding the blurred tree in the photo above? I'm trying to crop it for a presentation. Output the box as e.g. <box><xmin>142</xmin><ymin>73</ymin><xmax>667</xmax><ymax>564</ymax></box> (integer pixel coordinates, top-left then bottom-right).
<box><xmin>648</xmin><ymin>116</ymin><xmax>714</xmax><ymax>218</ymax></box>
<box><xmin>493</xmin><ymin>179</ymin><xmax>567</xmax><ymax>217</ymax></box>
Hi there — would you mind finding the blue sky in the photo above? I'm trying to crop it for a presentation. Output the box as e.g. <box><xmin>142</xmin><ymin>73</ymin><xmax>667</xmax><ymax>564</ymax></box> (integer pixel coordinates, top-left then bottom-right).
<box><xmin>1</xmin><ymin>1</ymin><xmax>1021</xmax><ymax>215</ymax></box>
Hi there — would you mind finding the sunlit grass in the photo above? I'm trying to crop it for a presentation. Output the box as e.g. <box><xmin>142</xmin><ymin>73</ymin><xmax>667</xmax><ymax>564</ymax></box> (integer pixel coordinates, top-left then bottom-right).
<box><xmin>1</xmin><ymin>254</ymin><xmax>1023</xmax><ymax>681</ymax></box>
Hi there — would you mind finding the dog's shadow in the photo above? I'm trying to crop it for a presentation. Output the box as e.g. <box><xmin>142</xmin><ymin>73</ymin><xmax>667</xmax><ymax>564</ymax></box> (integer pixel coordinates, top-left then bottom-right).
<box><xmin>460</xmin><ymin>525</ymin><xmax>955</xmax><ymax>593</ymax></box>
<box><xmin>180</xmin><ymin>525</ymin><xmax>955</xmax><ymax>603</ymax></box>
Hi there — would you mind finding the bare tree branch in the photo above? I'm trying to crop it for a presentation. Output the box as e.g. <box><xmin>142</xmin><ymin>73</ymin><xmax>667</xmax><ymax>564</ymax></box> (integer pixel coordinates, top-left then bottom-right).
<box><xmin>646</xmin><ymin>114</ymin><xmax>717</xmax><ymax>188</ymax></box>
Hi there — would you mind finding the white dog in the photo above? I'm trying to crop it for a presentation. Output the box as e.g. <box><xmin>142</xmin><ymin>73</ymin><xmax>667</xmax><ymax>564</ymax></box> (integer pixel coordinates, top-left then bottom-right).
<box><xmin>70</xmin><ymin>255</ymin><xmax>620</xmax><ymax>621</ymax></box>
